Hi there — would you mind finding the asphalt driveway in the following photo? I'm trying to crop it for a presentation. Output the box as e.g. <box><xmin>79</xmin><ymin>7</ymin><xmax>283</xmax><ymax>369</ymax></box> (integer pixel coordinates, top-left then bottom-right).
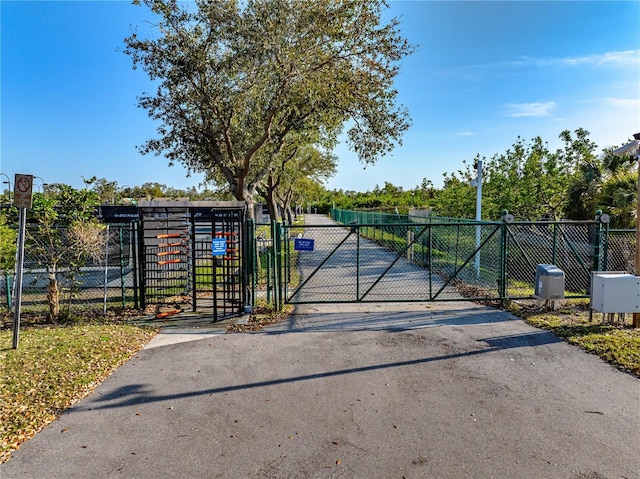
<box><xmin>2</xmin><ymin>301</ymin><xmax>639</xmax><ymax>479</ymax></box>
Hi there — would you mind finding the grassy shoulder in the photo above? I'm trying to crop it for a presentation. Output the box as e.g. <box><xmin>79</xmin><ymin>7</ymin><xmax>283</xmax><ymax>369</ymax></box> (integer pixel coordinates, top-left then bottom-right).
<box><xmin>507</xmin><ymin>301</ymin><xmax>640</xmax><ymax>378</ymax></box>
<box><xmin>0</xmin><ymin>318</ymin><xmax>157</xmax><ymax>463</ymax></box>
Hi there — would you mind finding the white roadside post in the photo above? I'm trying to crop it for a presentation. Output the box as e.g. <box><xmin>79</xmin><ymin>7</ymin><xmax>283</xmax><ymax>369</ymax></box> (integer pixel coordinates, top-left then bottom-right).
<box><xmin>472</xmin><ymin>160</ymin><xmax>483</xmax><ymax>278</ymax></box>
<box><xmin>612</xmin><ymin>134</ymin><xmax>640</xmax><ymax>328</ymax></box>
<box><xmin>12</xmin><ymin>174</ymin><xmax>34</xmax><ymax>349</ymax></box>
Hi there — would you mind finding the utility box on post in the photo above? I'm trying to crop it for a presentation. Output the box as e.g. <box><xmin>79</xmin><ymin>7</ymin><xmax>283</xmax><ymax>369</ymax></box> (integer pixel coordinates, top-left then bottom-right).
<box><xmin>591</xmin><ymin>273</ymin><xmax>640</xmax><ymax>313</ymax></box>
<box><xmin>534</xmin><ymin>264</ymin><xmax>565</xmax><ymax>300</ymax></box>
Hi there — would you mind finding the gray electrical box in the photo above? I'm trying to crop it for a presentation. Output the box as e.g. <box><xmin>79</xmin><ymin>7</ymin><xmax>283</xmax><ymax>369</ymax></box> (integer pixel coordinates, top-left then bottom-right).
<box><xmin>534</xmin><ymin>264</ymin><xmax>565</xmax><ymax>300</ymax></box>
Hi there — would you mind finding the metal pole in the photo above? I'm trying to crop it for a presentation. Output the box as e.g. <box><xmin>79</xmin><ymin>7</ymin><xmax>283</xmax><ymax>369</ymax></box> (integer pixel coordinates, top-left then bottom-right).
<box><xmin>4</xmin><ymin>273</ymin><xmax>11</xmax><ymax>310</ymax></box>
<box><xmin>12</xmin><ymin>207</ymin><xmax>27</xmax><ymax>349</ymax></box>
<box><xmin>635</xmin><ymin>156</ymin><xmax>640</xmax><ymax>327</ymax></box>
<box><xmin>266</xmin><ymin>251</ymin><xmax>271</xmax><ymax>304</ymax></box>
<box><xmin>277</xmin><ymin>222</ymin><xmax>282</xmax><ymax>310</ymax></box>
<box><xmin>138</xmin><ymin>215</ymin><xmax>146</xmax><ymax>310</ymax></box>
<box><xmin>213</xmin><ymin>216</ymin><xmax>218</xmax><ymax>322</ymax></box>
<box><xmin>552</xmin><ymin>223</ymin><xmax>558</xmax><ymax>266</ymax></box>
<box><xmin>249</xmin><ymin>219</ymin><xmax>256</xmax><ymax>310</ymax></box>
<box><xmin>119</xmin><ymin>226</ymin><xmax>126</xmax><ymax>308</ymax></box>
<box><xmin>132</xmin><ymin>222</ymin><xmax>139</xmax><ymax>309</ymax></box>
<box><xmin>593</xmin><ymin>212</ymin><xmax>602</xmax><ymax>272</ymax></box>
<box><xmin>474</xmin><ymin>160</ymin><xmax>483</xmax><ymax>278</ymax></box>
<box><xmin>103</xmin><ymin>224</ymin><xmax>109</xmax><ymax>316</ymax></box>
<box><xmin>191</xmin><ymin>211</ymin><xmax>197</xmax><ymax>312</ymax></box>
<box><xmin>500</xmin><ymin>219</ymin><xmax>508</xmax><ymax>299</ymax></box>
<box><xmin>602</xmin><ymin>222</ymin><xmax>609</xmax><ymax>272</ymax></box>
<box><xmin>428</xmin><ymin>224</ymin><xmax>433</xmax><ymax>300</ymax></box>
<box><xmin>356</xmin><ymin>225</ymin><xmax>360</xmax><ymax>301</ymax></box>
<box><xmin>284</xmin><ymin>222</ymin><xmax>290</xmax><ymax>299</ymax></box>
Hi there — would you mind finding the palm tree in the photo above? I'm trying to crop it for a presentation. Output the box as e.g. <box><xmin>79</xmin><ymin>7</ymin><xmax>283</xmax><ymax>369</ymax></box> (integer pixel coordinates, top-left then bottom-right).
<box><xmin>599</xmin><ymin>148</ymin><xmax>638</xmax><ymax>228</ymax></box>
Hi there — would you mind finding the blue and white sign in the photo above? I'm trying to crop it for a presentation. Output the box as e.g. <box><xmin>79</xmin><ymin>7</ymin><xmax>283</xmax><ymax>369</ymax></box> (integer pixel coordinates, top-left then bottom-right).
<box><xmin>212</xmin><ymin>238</ymin><xmax>227</xmax><ymax>256</ymax></box>
<box><xmin>294</xmin><ymin>238</ymin><xmax>315</xmax><ymax>252</ymax></box>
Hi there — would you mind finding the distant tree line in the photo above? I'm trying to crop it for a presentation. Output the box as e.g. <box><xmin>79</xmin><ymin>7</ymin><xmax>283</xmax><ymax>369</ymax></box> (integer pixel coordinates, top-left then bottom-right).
<box><xmin>312</xmin><ymin>129</ymin><xmax>639</xmax><ymax>229</ymax></box>
<box><xmin>1</xmin><ymin>128</ymin><xmax>636</xmax><ymax>229</ymax></box>
<box><xmin>1</xmin><ymin>127</ymin><xmax>638</xmax><ymax>229</ymax></box>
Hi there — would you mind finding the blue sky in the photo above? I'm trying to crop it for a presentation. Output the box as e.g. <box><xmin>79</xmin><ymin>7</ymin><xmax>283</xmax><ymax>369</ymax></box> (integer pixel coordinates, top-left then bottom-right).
<box><xmin>1</xmin><ymin>1</ymin><xmax>639</xmax><ymax>194</ymax></box>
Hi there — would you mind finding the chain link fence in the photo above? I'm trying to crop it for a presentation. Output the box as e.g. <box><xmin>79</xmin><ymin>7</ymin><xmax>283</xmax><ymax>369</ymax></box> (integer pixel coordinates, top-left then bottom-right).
<box><xmin>1</xmin><ymin>223</ymin><xmax>139</xmax><ymax>316</ymax></box>
<box><xmin>604</xmin><ymin>230</ymin><xmax>636</xmax><ymax>273</ymax></box>
<box><xmin>2</xmin><ymin>211</ymin><xmax>637</xmax><ymax>315</ymax></box>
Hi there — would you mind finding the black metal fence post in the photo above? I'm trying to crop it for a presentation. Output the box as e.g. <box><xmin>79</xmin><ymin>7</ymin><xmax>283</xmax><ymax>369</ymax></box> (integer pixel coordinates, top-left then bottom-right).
<box><xmin>119</xmin><ymin>226</ymin><xmax>126</xmax><ymax>308</ymax></box>
<box><xmin>499</xmin><ymin>211</ymin><xmax>509</xmax><ymax>300</ymax></box>
<box><xmin>137</xmin><ymin>218</ymin><xmax>146</xmax><ymax>310</ymax></box>
<box><xmin>132</xmin><ymin>222</ymin><xmax>139</xmax><ymax>309</ymax></box>
<box><xmin>245</xmin><ymin>218</ymin><xmax>255</xmax><ymax>310</ymax></box>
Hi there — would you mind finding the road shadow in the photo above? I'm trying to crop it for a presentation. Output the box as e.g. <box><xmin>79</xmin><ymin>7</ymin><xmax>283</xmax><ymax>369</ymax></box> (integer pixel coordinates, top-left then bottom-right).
<box><xmin>71</xmin><ymin>329</ymin><xmax>558</xmax><ymax>413</ymax></box>
<box><xmin>262</xmin><ymin>304</ymin><xmax>516</xmax><ymax>333</ymax></box>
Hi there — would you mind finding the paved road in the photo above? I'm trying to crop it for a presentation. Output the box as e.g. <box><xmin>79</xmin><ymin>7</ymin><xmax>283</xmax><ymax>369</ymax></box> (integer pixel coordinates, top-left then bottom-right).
<box><xmin>2</xmin><ymin>300</ymin><xmax>639</xmax><ymax>479</ymax></box>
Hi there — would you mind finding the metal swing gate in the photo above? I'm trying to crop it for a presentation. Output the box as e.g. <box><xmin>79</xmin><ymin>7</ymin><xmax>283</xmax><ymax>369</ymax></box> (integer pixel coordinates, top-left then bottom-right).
<box><xmin>261</xmin><ymin>218</ymin><xmax>608</xmax><ymax>305</ymax></box>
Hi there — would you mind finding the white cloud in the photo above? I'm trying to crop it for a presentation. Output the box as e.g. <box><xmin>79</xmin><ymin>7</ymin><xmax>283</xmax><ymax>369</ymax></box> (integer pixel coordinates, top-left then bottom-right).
<box><xmin>457</xmin><ymin>131</ymin><xmax>475</xmax><ymax>136</ymax></box>
<box><xmin>543</xmin><ymin>50</ymin><xmax>640</xmax><ymax>68</ymax></box>
<box><xmin>592</xmin><ymin>97</ymin><xmax>640</xmax><ymax>110</ymax></box>
<box><xmin>503</xmin><ymin>101</ymin><xmax>556</xmax><ymax>117</ymax></box>
<box><xmin>439</xmin><ymin>50</ymin><xmax>640</xmax><ymax>76</ymax></box>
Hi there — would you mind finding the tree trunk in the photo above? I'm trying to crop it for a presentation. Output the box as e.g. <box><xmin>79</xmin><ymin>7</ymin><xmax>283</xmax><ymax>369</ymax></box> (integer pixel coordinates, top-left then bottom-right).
<box><xmin>244</xmin><ymin>195</ymin><xmax>256</xmax><ymax>221</ymax></box>
<box><xmin>257</xmin><ymin>174</ymin><xmax>281</xmax><ymax>222</ymax></box>
<box><xmin>278</xmin><ymin>187</ymin><xmax>295</xmax><ymax>224</ymax></box>
<box><xmin>47</xmin><ymin>272</ymin><xmax>59</xmax><ymax>322</ymax></box>
<box><xmin>265</xmin><ymin>177</ymin><xmax>279</xmax><ymax>222</ymax></box>
<box><xmin>265</xmin><ymin>191</ymin><xmax>279</xmax><ymax>223</ymax></box>
<box><xmin>230</xmin><ymin>177</ymin><xmax>257</xmax><ymax>221</ymax></box>
<box><xmin>284</xmin><ymin>204</ymin><xmax>294</xmax><ymax>224</ymax></box>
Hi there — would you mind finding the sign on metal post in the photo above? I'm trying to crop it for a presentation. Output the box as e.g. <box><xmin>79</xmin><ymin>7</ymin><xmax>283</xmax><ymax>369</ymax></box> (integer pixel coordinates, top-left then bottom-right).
<box><xmin>14</xmin><ymin>174</ymin><xmax>33</xmax><ymax>209</ymax></box>
<box><xmin>13</xmin><ymin>174</ymin><xmax>33</xmax><ymax>349</ymax></box>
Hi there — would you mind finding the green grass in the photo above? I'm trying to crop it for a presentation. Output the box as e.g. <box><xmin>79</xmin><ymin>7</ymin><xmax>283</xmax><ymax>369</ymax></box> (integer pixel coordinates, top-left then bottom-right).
<box><xmin>510</xmin><ymin>302</ymin><xmax>640</xmax><ymax>377</ymax></box>
<box><xmin>0</xmin><ymin>321</ymin><xmax>157</xmax><ymax>463</ymax></box>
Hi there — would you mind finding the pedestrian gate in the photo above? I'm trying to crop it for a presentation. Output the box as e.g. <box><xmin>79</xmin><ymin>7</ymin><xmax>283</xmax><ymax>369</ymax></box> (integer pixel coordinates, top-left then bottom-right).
<box><xmin>138</xmin><ymin>202</ymin><xmax>247</xmax><ymax>321</ymax></box>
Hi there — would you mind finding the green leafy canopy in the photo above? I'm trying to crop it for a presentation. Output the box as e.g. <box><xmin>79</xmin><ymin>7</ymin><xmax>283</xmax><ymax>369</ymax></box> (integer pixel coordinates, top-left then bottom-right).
<box><xmin>125</xmin><ymin>0</ymin><xmax>414</xmax><ymax>209</ymax></box>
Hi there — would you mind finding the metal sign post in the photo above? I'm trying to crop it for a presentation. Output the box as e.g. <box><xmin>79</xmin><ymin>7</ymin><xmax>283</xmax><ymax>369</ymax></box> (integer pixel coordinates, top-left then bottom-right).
<box><xmin>12</xmin><ymin>174</ymin><xmax>33</xmax><ymax>349</ymax></box>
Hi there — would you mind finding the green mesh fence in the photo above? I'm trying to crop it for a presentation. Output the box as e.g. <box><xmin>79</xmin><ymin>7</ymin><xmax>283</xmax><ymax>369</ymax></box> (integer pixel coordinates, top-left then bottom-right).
<box><xmin>250</xmin><ymin>211</ymin><xmax>629</xmax><ymax>305</ymax></box>
<box><xmin>2</xmin><ymin>212</ymin><xmax>636</xmax><ymax>312</ymax></box>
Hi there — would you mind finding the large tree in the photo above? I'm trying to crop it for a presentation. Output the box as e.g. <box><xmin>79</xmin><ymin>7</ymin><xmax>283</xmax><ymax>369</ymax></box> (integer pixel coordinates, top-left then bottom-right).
<box><xmin>125</xmin><ymin>0</ymin><xmax>413</xmax><ymax>217</ymax></box>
